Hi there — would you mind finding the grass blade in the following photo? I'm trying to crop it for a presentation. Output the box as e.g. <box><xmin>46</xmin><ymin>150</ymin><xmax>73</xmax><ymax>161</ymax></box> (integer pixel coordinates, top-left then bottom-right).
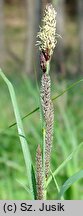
<box><xmin>46</xmin><ymin>142</ymin><xmax>83</xmax><ymax>188</ymax></box>
<box><xmin>7</xmin><ymin>78</ymin><xmax>83</xmax><ymax>129</ymax></box>
<box><xmin>9</xmin><ymin>107</ymin><xmax>39</xmax><ymax>128</ymax></box>
<box><xmin>50</xmin><ymin>170</ymin><xmax>64</xmax><ymax>200</ymax></box>
<box><xmin>58</xmin><ymin>170</ymin><xmax>83</xmax><ymax>199</ymax></box>
<box><xmin>0</xmin><ymin>69</ymin><xmax>35</xmax><ymax>199</ymax></box>
<box><xmin>16</xmin><ymin>179</ymin><xmax>32</xmax><ymax>195</ymax></box>
<box><xmin>52</xmin><ymin>78</ymin><xmax>83</xmax><ymax>101</ymax></box>
<box><xmin>50</xmin><ymin>170</ymin><xmax>60</xmax><ymax>193</ymax></box>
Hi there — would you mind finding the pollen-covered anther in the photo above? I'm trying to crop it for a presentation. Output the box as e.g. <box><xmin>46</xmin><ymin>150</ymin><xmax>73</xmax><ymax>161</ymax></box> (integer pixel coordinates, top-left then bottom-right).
<box><xmin>36</xmin><ymin>4</ymin><xmax>57</xmax><ymax>57</ymax></box>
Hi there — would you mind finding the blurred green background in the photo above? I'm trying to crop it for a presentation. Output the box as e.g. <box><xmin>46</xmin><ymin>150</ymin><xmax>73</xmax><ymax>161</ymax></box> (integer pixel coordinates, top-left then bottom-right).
<box><xmin>0</xmin><ymin>0</ymin><xmax>83</xmax><ymax>199</ymax></box>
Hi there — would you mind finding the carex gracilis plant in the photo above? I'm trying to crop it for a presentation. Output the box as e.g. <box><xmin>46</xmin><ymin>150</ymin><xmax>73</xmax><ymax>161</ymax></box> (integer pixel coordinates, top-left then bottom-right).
<box><xmin>0</xmin><ymin>3</ymin><xmax>83</xmax><ymax>200</ymax></box>
<box><xmin>36</xmin><ymin>4</ymin><xmax>57</xmax><ymax>199</ymax></box>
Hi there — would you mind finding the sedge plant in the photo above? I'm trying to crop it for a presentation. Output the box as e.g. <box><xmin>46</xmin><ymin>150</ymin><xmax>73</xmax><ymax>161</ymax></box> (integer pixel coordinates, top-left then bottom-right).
<box><xmin>0</xmin><ymin>4</ymin><xmax>83</xmax><ymax>200</ymax></box>
<box><xmin>36</xmin><ymin>4</ymin><xmax>57</xmax><ymax>199</ymax></box>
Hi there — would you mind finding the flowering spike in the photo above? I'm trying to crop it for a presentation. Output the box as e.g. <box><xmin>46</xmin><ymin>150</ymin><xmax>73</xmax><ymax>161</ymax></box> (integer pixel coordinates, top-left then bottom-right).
<box><xmin>37</xmin><ymin>4</ymin><xmax>56</xmax><ymax>180</ymax></box>
<box><xmin>36</xmin><ymin>145</ymin><xmax>44</xmax><ymax>200</ymax></box>
<box><xmin>37</xmin><ymin>4</ymin><xmax>57</xmax><ymax>61</ymax></box>
<box><xmin>41</xmin><ymin>73</ymin><xmax>54</xmax><ymax>178</ymax></box>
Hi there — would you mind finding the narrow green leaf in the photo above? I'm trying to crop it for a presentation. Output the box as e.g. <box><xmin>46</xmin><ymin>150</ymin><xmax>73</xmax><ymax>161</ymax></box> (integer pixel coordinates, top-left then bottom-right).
<box><xmin>7</xmin><ymin>78</ymin><xmax>83</xmax><ymax>129</ymax></box>
<box><xmin>50</xmin><ymin>170</ymin><xmax>64</xmax><ymax>200</ymax></box>
<box><xmin>31</xmin><ymin>165</ymin><xmax>37</xmax><ymax>200</ymax></box>
<box><xmin>0</xmin><ymin>69</ymin><xmax>35</xmax><ymax>199</ymax></box>
<box><xmin>16</xmin><ymin>179</ymin><xmax>32</xmax><ymax>195</ymax></box>
<box><xmin>58</xmin><ymin>170</ymin><xmax>83</xmax><ymax>199</ymax></box>
<box><xmin>50</xmin><ymin>170</ymin><xmax>60</xmax><ymax>193</ymax></box>
<box><xmin>52</xmin><ymin>79</ymin><xmax>83</xmax><ymax>101</ymax></box>
<box><xmin>46</xmin><ymin>142</ymin><xmax>83</xmax><ymax>188</ymax></box>
<box><xmin>8</xmin><ymin>107</ymin><xmax>39</xmax><ymax>128</ymax></box>
<box><xmin>0</xmin><ymin>78</ymin><xmax>82</xmax><ymax>133</ymax></box>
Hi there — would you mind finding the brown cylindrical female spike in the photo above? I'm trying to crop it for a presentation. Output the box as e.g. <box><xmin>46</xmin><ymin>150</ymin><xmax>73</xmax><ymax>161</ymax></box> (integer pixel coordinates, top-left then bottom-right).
<box><xmin>36</xmin><ymin>145</ymin><xmax>44</xmax><ymax>200</ymax></box>
<box><xmin>41</xmin><ymin>73</ymin><xmax>54</xmax><ymax>178</ymax></box>
<box><xmin>45</xmin><ymin>102</ymin><xmax>54</xmax><ymax>178</ymax></box>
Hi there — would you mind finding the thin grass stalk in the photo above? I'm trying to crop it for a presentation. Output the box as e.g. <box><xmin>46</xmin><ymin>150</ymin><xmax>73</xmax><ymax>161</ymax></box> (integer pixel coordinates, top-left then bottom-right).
<box><xmin>36</xmin><ymin>4</ymin><xmax>57</xmax><ymax>197</ymax></box>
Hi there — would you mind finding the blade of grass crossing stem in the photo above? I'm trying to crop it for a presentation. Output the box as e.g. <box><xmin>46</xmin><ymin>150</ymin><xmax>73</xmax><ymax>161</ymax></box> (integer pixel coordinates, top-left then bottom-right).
<box><xmin>50</xmin><ymin>170</ymin><xmax>64</xmax><ymax>200</ymax></box>
<box><xmin>16</xmin><ymin>179</ymin><xmax>32</xmax><ymax>195</ymax></box>
<box><xmin>46</xmin><ymin>142</ymin><xmax>83</xmax><ymax>188</ymax></box>
<box><xmin>0</xmin><ymin>69</ymin><xmax>35</xmax><ymax>200</ymax></box>
<box><xmin>58</xmin><ymin>170</ymin><xmax>83</xmax><ymax>199</ymax></box>
<box><xmin>4</xmin><ymin>78</ymin><xmax>83</xmax><ymax>130</ymax></box>
<box><xmin>8</xmin><ymin>107</ymin><xmax>39</xmax><ymax>128</ymax></box>
<box><xmin>50</xmin><ymin>170</ymin><xmax>60</xmax><ymax>193</ymax></box>
<box><xmin>52</xmin><ymin>79</ymin><xmax>83</xmax><ymax>101</ymax></box>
